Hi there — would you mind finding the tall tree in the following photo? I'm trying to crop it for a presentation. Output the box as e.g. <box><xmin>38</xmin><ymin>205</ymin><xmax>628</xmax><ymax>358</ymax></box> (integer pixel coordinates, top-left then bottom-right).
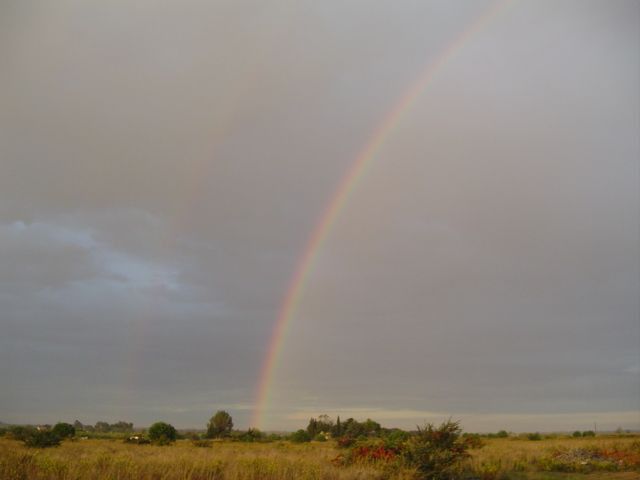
<box><xmin>333</xmin><ymin>416</ymin><xmax>342</xmax><ymax>436</ymax></box>
<box><xmin>206</xmin><ymin>410</ymin><xmax>233</xmax><ymax>438</ymax></box>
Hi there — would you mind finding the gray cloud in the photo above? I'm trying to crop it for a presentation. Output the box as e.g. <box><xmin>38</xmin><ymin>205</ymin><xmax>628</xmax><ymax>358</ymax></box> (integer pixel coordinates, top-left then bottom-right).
<box><xmin>1</xmin><ymin>0</ymin><xmax>638</xmax><ymax>430</ymax></box>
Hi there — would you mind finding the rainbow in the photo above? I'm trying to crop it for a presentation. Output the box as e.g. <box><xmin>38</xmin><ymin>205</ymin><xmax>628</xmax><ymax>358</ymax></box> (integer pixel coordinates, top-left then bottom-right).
<box><xmin>251</xmin><ymin>0</ymin><xmax>510</xmax><ymax>430</ymax></box>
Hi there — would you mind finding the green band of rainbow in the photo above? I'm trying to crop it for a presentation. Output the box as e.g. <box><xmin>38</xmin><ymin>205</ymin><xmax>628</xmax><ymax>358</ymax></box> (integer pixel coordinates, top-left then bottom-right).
<box><xmin>251</xmin><ymin>0</ymin><xmax>510</xmax><ymax>429</ymax></box>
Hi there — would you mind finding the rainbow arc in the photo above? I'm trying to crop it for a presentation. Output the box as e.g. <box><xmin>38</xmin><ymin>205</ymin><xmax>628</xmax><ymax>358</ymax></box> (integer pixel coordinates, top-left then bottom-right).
<box><xmin>251</xmin><ymin>0</ymin><xmax>511</xmax><ymax>430</ymax></box>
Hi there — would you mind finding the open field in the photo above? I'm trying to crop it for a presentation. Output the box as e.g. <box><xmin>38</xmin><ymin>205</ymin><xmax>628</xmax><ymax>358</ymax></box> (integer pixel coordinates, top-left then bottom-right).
<box><xmin>467</xmin><ymin>436</ymin><xmax>640</xmax><ymax>480</ymax></box>
<box><xmin>1</xmin><ymin>435</ymin><xmax>638</xmax><ymax>480</ymax></box>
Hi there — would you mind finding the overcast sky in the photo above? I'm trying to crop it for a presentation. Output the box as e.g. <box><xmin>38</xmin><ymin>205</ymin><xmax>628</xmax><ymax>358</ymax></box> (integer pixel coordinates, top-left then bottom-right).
<box><xmin>1</xmin><ymin>0</ymin><xmax>638</xmax><ymax>432</ymax></box>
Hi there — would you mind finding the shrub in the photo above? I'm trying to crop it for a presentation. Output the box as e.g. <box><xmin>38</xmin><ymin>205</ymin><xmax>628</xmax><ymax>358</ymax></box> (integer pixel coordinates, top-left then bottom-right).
<box><xmin>148</xmin><ymin>422</ymin><xmax>177</xmax><ymax>444</ymax></box>
<box><xmin>572</xmin><ymin>431</ymin><xmax>582</xmax><ymax>437</ymax></box>
<box><xmin>336</xmin><ymin>436</ymin><xmax>356</xmax><ymax>448</ymax></box>
<box><xmin>527</xmin><ymin>433</ymin><xmax>542</xmax><ymax>441</ymax></box>
<box><xmin>290</xmin><ymin>429</ymin><xmax>311</xmax><ymax>443</ymax></box>
<box><xmin>383</xmin><ymin>429</ymin><xmax>410</xmax><ymax>450</ymax></box>
<box><xmin>350</xmin><ymin>440</ymin><xmax>401</xmax><ymax>463</ymax></box>
<box><xmin>7</xmin><ymin>426</ymin><xmax>35</xmax><ymax>441</ymax></box>
<box><xmin>52</xmin><ymin>422</ymin><xmax>75</xmax><ymax>439</ymax></box>
<box><xmin>244</xmin><ymin>428</ymin><xmax>264</xmax><ymax>442</ymax></box>
<box><xmin>23</xmin><ymin>430</ymin><xmax>61</xmax><ymax>448</ymax></box>
<box><xmin>582</xmin><ymin>430</ymin><xmax>596</xmax><ymax>437</ymax></box>
<box><xmin>230</xmin><ymin>428</ymin><xmax>264</xmax><ymax>442</ymax></box>
<box><xmin>403</xmin><ymin>420</ymin><xmax>473</xmax><ymax>480</ymax></box>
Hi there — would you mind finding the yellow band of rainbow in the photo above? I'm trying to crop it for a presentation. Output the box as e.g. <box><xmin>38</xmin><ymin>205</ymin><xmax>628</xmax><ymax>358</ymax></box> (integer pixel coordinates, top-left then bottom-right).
<box><xmin>251</xmin><ymin>0</ymin><xmax>511</xmax><ymax>430</ymax></box>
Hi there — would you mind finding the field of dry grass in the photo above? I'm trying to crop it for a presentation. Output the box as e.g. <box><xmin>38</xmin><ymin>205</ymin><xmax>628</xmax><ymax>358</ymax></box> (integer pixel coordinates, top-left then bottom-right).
<box><xmin>0</xmin><ymin>435</ymin><xmax>638</xmax><ymax>480</ymax></box>
<box><xmin>467</xmin><ymin>436</ymin><xmax>640</xmax><ymax>480</ymax></box>
<box><xmin>0</xmin><ymin>438</ymin><xmax>414</xmax><ymax>480</ymax></box>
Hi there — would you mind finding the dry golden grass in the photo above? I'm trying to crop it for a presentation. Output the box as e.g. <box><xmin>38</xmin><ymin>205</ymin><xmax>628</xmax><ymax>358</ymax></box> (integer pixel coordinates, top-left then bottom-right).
<box><xmin>465</xmin><ymin>436</ymin><xmax>640</xmax><ymax>480</ymax></box>
<box><xmin>0</xmin><ymin>437</ymin><xmax>414</xmax><ymax>480</ymax></box>
<box><xmin>1</xmin><ymin>435</ymin><xmax>638</xmax><ymax>480</ymax></box>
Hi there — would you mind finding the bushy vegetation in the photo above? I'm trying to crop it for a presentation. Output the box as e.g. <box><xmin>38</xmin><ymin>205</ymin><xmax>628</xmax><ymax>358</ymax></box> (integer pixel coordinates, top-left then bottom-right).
<box><xmin>2</xmin><ymin>413</ymin><xmax>638</xmax><ymax>479</ymax></box>
<box><xmin>232</xmin><ymin>428</ymin><xmax>264</xmax><ymax>442</ymax></box>
<box><xmin>290</xmin><ymin>429</ymin><xmax>311</xmax><ymax>443</ymax></box>
<box><xmin>332</xmin><ymin>419</ymin><xmax>479</xmax><ymax>479</ymax></box>
<box><xmin>206</xmin><ymin>410</ymin><xmax>233</xmax><ymax>438</ymax></box>
<box><xmin>6</xmin><ymin>425</ymin><xmax>67</xmax><ymax>448</ymax></box>
<box><xmin>52</xmin><ymin>422</ymin><xmax>75</xmax><ymax>439</ymax></box>
<box><xmin>74</xmin><ymin>420</ymin><xmax>134</xmax><ymax>434</ymax></box>
<box><xmin>148</xmin><ymin>422</ymin><xmax>177</xmax><ymax>445</ymax></box>
<box><xmin>402</xmin><ymin>420</ymin><xmax>475</xmax><ymax>479</ymax></box>
<box><xmin>1</xmin><ymin>423</ymin><xmax>638</xmax><ymax>479</ymax></box>
<box><xmin>6</xmin><ymin>426</ymin><xmax>35</xmax><ymax>442</ymax></box>
<box><xmin>22</xmin><ymin>430</ymin><xmax>61</xmax><ymax>448</ymax></box>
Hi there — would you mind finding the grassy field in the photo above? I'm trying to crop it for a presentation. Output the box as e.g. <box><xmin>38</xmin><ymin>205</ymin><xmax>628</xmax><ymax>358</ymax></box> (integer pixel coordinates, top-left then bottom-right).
<box><xmin>467</xmin><ymin>436</ymin><xmax>640</xmax><ymax>480</ymax></box>
<box><xmin>0</xmin><ymin>435</ymin><xmax>638</xmax><ymax>480</ymax></box>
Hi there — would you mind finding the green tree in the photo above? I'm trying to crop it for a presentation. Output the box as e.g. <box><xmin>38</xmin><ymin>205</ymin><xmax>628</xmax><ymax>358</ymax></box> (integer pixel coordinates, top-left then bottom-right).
<box><xmin>110</xmin><ymin>421</ymin><xmax>134</xmax><ymax>433</ymax></box>
<box><xmin>52</xmin><ymin>422</ymin><xmax>75</xmax><ymax>438</ymax></box>
<box><xmin>363</xmin><ymin>418</ymin><xmax>381</xmax><ymax>435</ymax></box>
<box><xmin>206</xmin><ymin>410</ymin><xmax>233</xmax><ymax>438</ymax></box>
<box><xmin>343</xmin><ymin>418</ymin><xmax>359</xmax><ymax>437</ymax></box>
<box><xmin>316</xmin><ymin>414</ymin><xmax>333</xmax><ymax>434</ymax></box>
<box><xmin>94</xmin><ymin>421</ymin><xmax>110</xmax><ymax>433</ymax></box>
<box><xmin>306</xmin><ymin>418</ymin><xmax>319</xmax><ymax>437</ymax></box>
<box><xmin>333</xmin><ymin>416</ymin><xmax>342</xmax><ymax>436</ymax></box>
<box><xmin>290</xmin><ymin>429</ymin><xmax>311</xmax><ymax>443</ymax></box>
<box><xmin>148</xmin><ymin>421</ymin><xmax>177</xmax><ymax>444</ymax></box>
<box><xmin>341</xmin><ymin>417</ymin><xmax>380</xmax><ymax>438</ymax></box>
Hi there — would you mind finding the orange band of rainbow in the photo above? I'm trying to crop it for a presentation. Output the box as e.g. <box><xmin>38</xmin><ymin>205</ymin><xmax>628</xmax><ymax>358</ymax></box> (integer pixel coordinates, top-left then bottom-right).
<box><xmin>252</xmin><ymin>0</ymin><xmax>511</xmax><ymax>429</ymax></box>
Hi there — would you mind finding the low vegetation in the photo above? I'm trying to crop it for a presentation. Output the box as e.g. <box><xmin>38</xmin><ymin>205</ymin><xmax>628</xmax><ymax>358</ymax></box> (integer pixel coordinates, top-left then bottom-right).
<box><xmin>0</xmin><ymin>414</ymin><xmax>638</xmax><ymax>479</ymax></box>
<box><xmin>148</xmin><ymin>421</ymin><xmax>178</xmax><ymax>445</ymax></box>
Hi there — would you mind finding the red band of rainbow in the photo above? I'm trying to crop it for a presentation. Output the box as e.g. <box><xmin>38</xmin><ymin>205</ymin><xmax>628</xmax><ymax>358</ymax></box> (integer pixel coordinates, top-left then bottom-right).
<box><xmin>251</xmin><ymin>0</ymin><xmax>511</xmax><ymax>430</ymax></box>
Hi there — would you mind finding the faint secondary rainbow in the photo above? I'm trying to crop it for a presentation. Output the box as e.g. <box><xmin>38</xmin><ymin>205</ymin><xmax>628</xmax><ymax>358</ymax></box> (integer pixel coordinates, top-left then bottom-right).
<box><xmin>251</xmin><ymin>0</ymin><xmax>511</xmax><ymax>429</ymax></box>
